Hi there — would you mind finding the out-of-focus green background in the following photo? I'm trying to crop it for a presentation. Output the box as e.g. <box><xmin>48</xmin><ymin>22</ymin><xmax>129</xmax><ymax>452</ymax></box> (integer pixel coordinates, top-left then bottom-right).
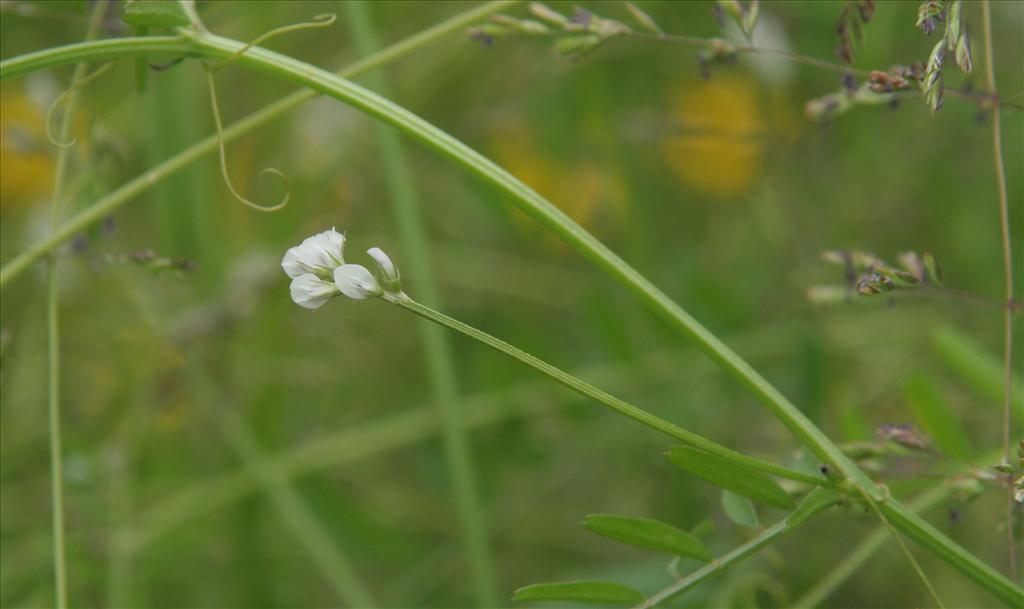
<box><xmin>1</xmin><ymin>1</ymin><xmax>1021</xmax><ymax>607</ymax></box>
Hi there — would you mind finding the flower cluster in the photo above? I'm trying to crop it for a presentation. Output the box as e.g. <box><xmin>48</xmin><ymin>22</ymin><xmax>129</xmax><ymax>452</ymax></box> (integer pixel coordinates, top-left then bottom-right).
<box><xmin>281</xmin><ymin>228</ymin><xmax>401</xmax><ymax>310</ymax></box>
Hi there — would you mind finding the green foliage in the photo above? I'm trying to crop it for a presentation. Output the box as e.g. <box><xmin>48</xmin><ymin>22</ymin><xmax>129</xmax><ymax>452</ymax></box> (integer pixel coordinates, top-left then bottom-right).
<box><xmin>122</xmin><ymin>0</ymin><xmax>190</xmax><ymax>28</ymax></box>
<box><xmin>667</xmin><ymin>446</ymin><xmax>795</xmax><ymax>509</ymax></box>
<box><xmin>581</xmin><ymin>514</ymin><xmax>713</xmax><ymax>561</ymax></box>
<box><xmin>721</xmin><ymin>490</ymin><xmax>760</xmax><ymax>529</ymax></box>
<box><xmin>513</xmin><ymin>581</ymin><xmax>645</xmax><ymax>605</ymax></box>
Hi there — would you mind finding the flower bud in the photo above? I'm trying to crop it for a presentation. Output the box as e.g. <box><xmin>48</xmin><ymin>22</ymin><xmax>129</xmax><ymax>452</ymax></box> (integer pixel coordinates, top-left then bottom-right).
<box><xmin>367</xmin><ymin>247</ymin><xmax>401</xmax><ymax>293</ymax></box>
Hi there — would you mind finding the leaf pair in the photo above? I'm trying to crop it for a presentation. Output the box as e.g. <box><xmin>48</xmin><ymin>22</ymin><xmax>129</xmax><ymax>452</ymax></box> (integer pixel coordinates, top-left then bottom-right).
<box><xmin>512</xmin><ymin>513</ymin><xmax>711</xmax><ymax>607</ymax></box>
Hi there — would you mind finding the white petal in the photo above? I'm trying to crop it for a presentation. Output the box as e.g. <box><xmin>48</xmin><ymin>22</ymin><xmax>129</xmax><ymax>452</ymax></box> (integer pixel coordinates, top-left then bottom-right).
<box><xmin>282</xmin><ymin>245</ymin><xmax>312</xmax><ymax>278</ymax></box>
<box><xmin>289</xmin><ymin>273</ymin><xmax>340</xmax><ymax>310</ymax></box>
<box><xmin>367</xmin><ymin>247</ymin><xmax>399</xmax><ymax>283</ymax></box>
<box><xmin>334</xmin><ymin>264</ymin><xmax>381</xmax><ymax>300</ymax></box>
<box><xmin>281</xmin><ymin>228</ymin><xmax>346</xmax><ymax>278</ymax></box>
<box><xmin>301</xmin><ymin>228</ymin><xmax>345</xmax><ymax>268</ymax></box>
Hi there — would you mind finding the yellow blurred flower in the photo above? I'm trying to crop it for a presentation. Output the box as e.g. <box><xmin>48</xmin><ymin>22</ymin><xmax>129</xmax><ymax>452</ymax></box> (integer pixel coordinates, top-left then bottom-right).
<box><xmin>1</xmin><ymin>90</ymin><xmax>55</xmax><ymax>207</ymax></box>
<box><xmin>490</xmin><ymin>132</ymin><xmax>625</xmax><ymax>249</ymax></box>
<box><xmin>661</xmin><ymin>76</ymin><xmax>764</xmax><ymax>198</ymax></box>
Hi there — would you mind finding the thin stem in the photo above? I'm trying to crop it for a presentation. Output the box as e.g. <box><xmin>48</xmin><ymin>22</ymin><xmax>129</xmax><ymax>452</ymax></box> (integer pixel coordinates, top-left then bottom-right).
<box><xmin>639</xmin><ymin>492</ymin><xmax>842</xmax><ymax>608</ymax></box>
<box><xmin>794</xmin><ymin>448</ymin><xmax>1007</xmax><ymax>608</ymax></box>
<box><xmin>46</xmin><ymin>4</ymin><xmax>108</xmax><ymax>606</ymax></box>
<box><xmin>385</xmin><ymin>293</ymin><xmax>823</xmax><ymax>486</ymax></box>
<box><xmin>859</xmin><ymin>489</ymin><xmax>946</xmax><ymax>608</ymax></box>
<box><xmin>346</xmin><ymin>2</ymin><xmax>499</xmax><ymax>606</ymax></box>
<box><xmin>383</xmin><ymin>297</ymin><xmax>948</xmax><ymax>608</ymax></box>
<box><xmin>204</xmin><ymin>68</ymin><xmax>290</xmax><ymax>212</ymax></box>
<box><xmin>629</xmin><ymin>32</ymin><xmax>871</xmax><ymax>76</ymax></box>
<box><xmin>0</xmin><ymin>0</ymin><xmax>519</xmax><ymax>287</ymax></box>
<box><xmin>981</xmin><ymin>0</ymin><xmax>1018</xmax><ymax>582</ymax></box>
<box><xmin>628</xmin><ymin>32</ymin><xmax>1023</xmax><ymax>110</ymax></box>
<box><xmin>46</xmin><ymin>248</ymin><xmax>66</xmax><ymax>609</ymax></box>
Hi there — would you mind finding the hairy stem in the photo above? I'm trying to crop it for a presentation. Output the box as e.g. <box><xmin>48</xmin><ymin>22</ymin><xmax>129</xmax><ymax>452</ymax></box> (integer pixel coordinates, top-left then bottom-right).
<box><xmin>981</xmin><ymin>0</ymin><xmax>1019</xmax><ymax>581</ymax></box>
<box><xmin>346</xmin><ymin>2</ymin><xmax>499</xmax><ymax>605</ymax></box>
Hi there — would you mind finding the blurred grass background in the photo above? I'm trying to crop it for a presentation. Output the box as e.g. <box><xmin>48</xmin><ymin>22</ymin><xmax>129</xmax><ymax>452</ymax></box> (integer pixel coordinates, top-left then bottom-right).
<box><xmin>1</xmin><ymin>1</ymin><xmax>1022</xmax><ymax>607</ymax></box>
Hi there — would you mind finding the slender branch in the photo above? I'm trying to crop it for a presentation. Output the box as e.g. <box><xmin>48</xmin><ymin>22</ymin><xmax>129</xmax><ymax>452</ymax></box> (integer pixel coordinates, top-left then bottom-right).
<box><xmin>0</xmin><ymin>0</ymin><xmax>519</xmax><ymax>287</ymax></box>
<box><xmin>981</xmin><ymin>0</ymin><xmax>1018</xmax><ymax>582</ymax></box>
<box><xmin>639</xmin><ymin>492</ymin><xmax>842</xmax><ymax>608</ymax></box>
<box><xmin>45</xmin><ymin>4</ymin><xmax>108</xmax><ymax>607</ymax></box>
<box><xmin>385</xmin><ymin>293</ymin><xmax>823</xmax><ymax>485</ymax></box>
<box><xmin>346</xmin><ymin>2</ymin><xmax>499</xmax><ymax>605</ymax></box>
<box><xmin>795</xmin><ymin>448</ymin><xmax>1007</xmax><ymax>608</ymax></box>
<box><xmin>629</xmin><ymin>31</ymin><xmax>871</xmax><ymax>76</ymax></box>
<box><xmin>628</xmin><ymin>32</ymin><xmax>1022</xmax><ymax>110</ymax></box>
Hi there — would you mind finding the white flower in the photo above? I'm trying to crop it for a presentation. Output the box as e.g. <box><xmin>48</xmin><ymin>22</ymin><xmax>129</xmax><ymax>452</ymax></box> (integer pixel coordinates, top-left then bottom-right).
<box><xmin>289</xmin><ymin>273</ymin><xmax>341</xmax><ymax>310</ymax></box>
<box><xmin>281</xmin><ymin>227</ymin><xmax>345</xmax><ymax>279</ymax></box>
<box><xmin>367</xmin><ymin>246</ymin><xmax>401</xmax><ymax>291</ymax></box>
<box><xmin>334</xmin><ymin>264</ymin><xmax>382</xmax><ymax>300</ymax></box>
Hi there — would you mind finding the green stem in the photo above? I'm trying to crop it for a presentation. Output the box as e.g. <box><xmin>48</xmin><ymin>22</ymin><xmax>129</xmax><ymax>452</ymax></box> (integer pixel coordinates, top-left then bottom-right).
<box><xmin>45</xmin><ymin>4</ymin><xmax>108</xmax><ymax>606</ymax></box>
<box><xmin>0</xmin><ymin>0</ymin><xmax>518</xmax><ymax>287</ymax></box>
<box><xmin>385</xmin><ymin>292</ymin><xmax>1022</xmax><ymax>606</ymax></box>
<box><xmin>639</xmin><ymin>492</ymin><xmax>842</xmax><ymax>608</ymax></box>
<box><xmin>346</xmin><ymin>2</ymin><xmax>499</xmax><ymax>606</ymax></box>
<box><xmin>794</xmin><ymin>484</ymin><xmax>956</xmax><ymax>608</ymax></box>
<box><xmin>385</xmin><ymin>293</ymin><xmax>822</xmax><ymax>486</ymax></box>
<box><xmin>46</xmin><ymin>248</ymin><xmax>66</xmax><ymax>609</ymax></box>
<box><xmin>981</xmin><ymin>0</ymin><xmax>1019</xmax><ymax>581</ymax></box>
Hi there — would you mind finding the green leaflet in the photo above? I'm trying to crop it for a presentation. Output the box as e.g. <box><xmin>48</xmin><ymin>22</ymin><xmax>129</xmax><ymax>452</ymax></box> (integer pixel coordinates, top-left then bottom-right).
<box><xmin>122</xmin><ymin>0</ymin><xmax>190</xmax><ymax>28</ymax></box>
<box><xmin>667</xmin><ymin>446</ymin><xmax>795</xmax><ymax>509</ymax></box>
<box><xmin>721</xmin><ymin>490</ymin><xmax>760</xmax><ymax>529</ymax></box>
<box><xmin>513</xmin><ymin>581</ymin><xmax>644</xmax><ymax>605</ymax></box>
<box><xmin>582</xmin><ymin>514</ymin><xmax>713</xmax><ymax>562</ymax></box>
